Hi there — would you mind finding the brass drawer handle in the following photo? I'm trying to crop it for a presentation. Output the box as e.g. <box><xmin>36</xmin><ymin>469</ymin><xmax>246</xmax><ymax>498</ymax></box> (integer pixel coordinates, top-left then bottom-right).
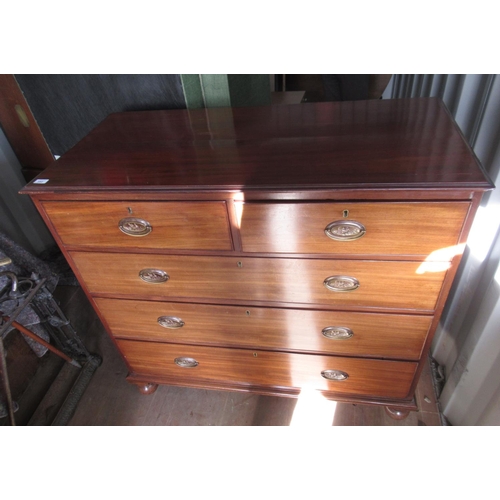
<box><xmin>119</xmin><ymin>217</ymin><xmax>152</xmax><ymax>237</ymax></box>
<box><xmin>174</xmin><ymin>357</ymin><xmax>199</xmax><ymax>368</ymax></box>
<box><xmin>324</xmin><ymin>275</ymin><xmax>359</xmax><ymax>292</ymax></box>
<box><xmin>321</xmin><ymin>369</ymin><xmax>349</xmax><ymax>381</ymax></box>
<box><xmin>322</xmin><ymin>326</ymin><xmax>353</xmax><ymax>340</ymax></box>
<box><xmin>139</xmin><ymin>268</ymin><xmax>169</xmax><ymax>283</ymax></box>
<box><xmin>325</xmin><ymin>220</ymin><xmax>366</xmax><ymax>241</ymax></box>
<box><xmin>158</xmin><ymin>316</ymin><xmax>185</xmax><ymax>329</ymax></box>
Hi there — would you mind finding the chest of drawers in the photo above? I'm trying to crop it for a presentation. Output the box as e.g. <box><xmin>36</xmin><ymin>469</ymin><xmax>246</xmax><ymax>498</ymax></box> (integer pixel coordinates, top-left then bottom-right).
<box><xmin>22</xmin><ymin>97</ymin><xmax>493</xmax><ymax>418</ymax></box>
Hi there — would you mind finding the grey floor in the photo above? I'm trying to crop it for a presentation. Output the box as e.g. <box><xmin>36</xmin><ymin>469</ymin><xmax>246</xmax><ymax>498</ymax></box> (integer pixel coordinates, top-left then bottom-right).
<box><xmin>53</xmin><ymin>286</ymin><xmax>443</xmax><ymax>426</ymax></box>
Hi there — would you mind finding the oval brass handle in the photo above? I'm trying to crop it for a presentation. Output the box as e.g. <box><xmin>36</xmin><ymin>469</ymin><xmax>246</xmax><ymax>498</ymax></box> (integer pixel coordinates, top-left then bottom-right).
<box><xmin>325</xmin><ymin>220</ymin><xmax>366</xmax><ymax>241</ymax></box>
<box><xmin>174</xmin><ymin>357</ymin><xmax>199</xmax><ymax>368</ymax></box>
<box><xmin>324</xmin><ymin>276</ymin><xmax>359</xmax><ymax>292</ymax></box>
<box><xmin>158</xmin><ymin>316</ymin><xmax>185</xmax><ymax>329</ymax></box>
<box><xmin>119</xmin><ymin>217</ymin><xmax>152</xmax><ymax>237</ymax></box>
<box><xmin>322</xmin><ymin>326</ymin><xmax>353</xmax><ymax>340</ymax></box>
<box><xmin>139</xmin><ymin>268</ymin><xmax>169</xmax><ymax>283</ymax></box>
<box><xmin>321</xmin><ymin>369</ymin><xmax>349</xmax><ymax>381</ymax></box>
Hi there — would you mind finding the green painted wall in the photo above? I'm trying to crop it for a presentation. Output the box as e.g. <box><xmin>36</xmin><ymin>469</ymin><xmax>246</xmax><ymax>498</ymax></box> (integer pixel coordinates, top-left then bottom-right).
<box><xmin>180</xmin><ymin>74</ymin><xmax>204</xmax><ymax>109</ymax></box>
<box><xmin>181</xmin><ymin>74</ymin><xmax>271</xmax><ymax>109</ymax></box>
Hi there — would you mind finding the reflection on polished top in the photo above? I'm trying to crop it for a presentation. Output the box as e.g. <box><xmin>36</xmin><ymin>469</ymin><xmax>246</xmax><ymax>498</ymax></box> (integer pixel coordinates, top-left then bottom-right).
<box><xmin>23</xmin><ymin>98</ymin><xmax>493</xmax><ymax>192</ymax></box>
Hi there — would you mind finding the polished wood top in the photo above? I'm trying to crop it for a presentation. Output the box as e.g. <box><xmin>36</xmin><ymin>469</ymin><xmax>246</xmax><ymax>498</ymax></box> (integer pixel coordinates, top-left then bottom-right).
<box><xmin>22</xmin><ymin>97</ymin><xmax>493</xmax><ymax>193</ymax></box>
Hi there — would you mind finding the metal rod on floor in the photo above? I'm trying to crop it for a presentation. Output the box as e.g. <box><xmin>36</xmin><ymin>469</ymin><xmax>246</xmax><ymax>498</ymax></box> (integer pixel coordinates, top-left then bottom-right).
<box><xmin>3</xmin><ymin>316</ymin><xmax>81</xmax><ymax>368</ymax></box>
<box><xmin>0</xmin><ymin>335</ymin><xmax>15</xmax><ymax>425</ymax></box>
<box><xmin>51</xmin><ymin>354</ymin><xmax>102</xmax><ymax>426</ymax></box>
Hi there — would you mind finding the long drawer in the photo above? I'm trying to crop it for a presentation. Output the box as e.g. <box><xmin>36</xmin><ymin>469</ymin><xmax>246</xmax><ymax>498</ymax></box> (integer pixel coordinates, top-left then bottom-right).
<box><xmin>117</xmin><ymin>339</ymin><xmax>418</xmax><ymax>399</ymax></box>
<box><xmin>96</xmin><ymin>298</ymin><xmax>432</xmax><ymax>360</ymax></box>
<box><xmin>41</xmin><ymin>201</ymin><xmax>233</xmax><ymax>250</ymax></box>
<box><xmin>72</xmin><ymin>252</ymin><xmax>448</xmax><ymax>310</ymax></box>
<box><xmin>239</xmin><ymin>201</ymin><xmax>469</xmax><ymax>256</ymax></box>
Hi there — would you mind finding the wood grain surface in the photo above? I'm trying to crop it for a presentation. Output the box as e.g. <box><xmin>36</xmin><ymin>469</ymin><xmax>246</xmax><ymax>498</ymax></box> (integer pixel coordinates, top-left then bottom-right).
<box><xmin>14</xmin><ymin>74</ymin><xmax>186</xmax><ymax>156</ymax></box>
<box><xmin>239</xmin><ymin>201</ymin><xmax>470</xmax><ymax>256</ymax></box>
<box><xmin>70</xmin><ymin>252</ymin><xmax>448</xmax><ymax>311</ymax></box>
<box><xmin>0</xmin><ymin>75</ymin><xmax>54</xmax><ymax>170</ymax></box>
<box><xmin>21</xmin><ymin>98</ymin><xmax>492</xmax><ymax>193</ymax></box>
<box><xmin>95</xmin><ymin>297</ymin><xmax>432</xmax><ymax>360</ymax></box>
<box><xmin>117</xmin><ymin>339</ymin><xmax>417</xmax><ymax>399</ymax></box>
<box><xmin>21</xmin><ymin>99</ymin><xmax>491</xmax><ymax>415</ymax></box>
<box><xmin>42</xmin><ymin>200</ymin><xmax>232</xmax><ymax>250</ymax></box>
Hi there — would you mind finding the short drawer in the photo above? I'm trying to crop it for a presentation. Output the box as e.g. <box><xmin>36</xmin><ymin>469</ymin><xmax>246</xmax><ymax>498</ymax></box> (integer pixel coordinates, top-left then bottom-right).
<box><xmin>239</xmin><ymin>202</ymin><xmax>469</xmax><ymax>257</ymax></box>
<box><xmin>96</xmin><ymin>298</ymin><xmax>432</xmax><ymax>360</ymax></box>
<box><xmin>72</xmin><ymin>252</ymin><xmax>448</xmax><ymax>311</ymax></box>
<box><xmin>41</xmin><ymin>201</ymin><xmax>232</xmax><ymax>250</ymax></box>
<box><xmin>117</xmin><ymin>339</ymin><xmax>418</xmax><ymax>399</ymax></box>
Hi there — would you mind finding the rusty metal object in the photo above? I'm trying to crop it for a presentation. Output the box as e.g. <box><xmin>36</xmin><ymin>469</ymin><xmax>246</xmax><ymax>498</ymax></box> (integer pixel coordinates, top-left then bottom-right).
<box><xmin>3</xmin><ymin>317</ymin><xmax>81</xmax><ymax>367</ymax></box>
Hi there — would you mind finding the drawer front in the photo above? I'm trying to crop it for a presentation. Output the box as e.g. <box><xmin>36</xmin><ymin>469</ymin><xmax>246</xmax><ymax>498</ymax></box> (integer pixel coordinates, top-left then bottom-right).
<box><xmin>117</xmin><ymin>339</ymin><xmax>417</xmax><ymax>399</ymax></box>
<box><xmin>239</xmin><ymin>202</ymin><xmax>469</xmax><ymax>256</ymax></box>
<box><xmin>42</xmin><ymin>201</ymin><xmax>232</xmax><ymax>250</ymax></box>
<box><xmin>72</xmin><ymin>252</ymin><xmax>448</xmax><ymax>310</ymax></box>
<box><xmin>97</xmin><ymin>298</ymin><xmax>432</xmax><ymax>360</ymax></box>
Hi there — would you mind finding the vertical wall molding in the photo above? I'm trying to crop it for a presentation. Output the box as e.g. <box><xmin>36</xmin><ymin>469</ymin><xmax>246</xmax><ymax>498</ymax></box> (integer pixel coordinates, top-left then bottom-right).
<box><xmin>180</xmin><ymin>74</ymin><xmax>205</xmax><ymax>109</ymax></box>
<box><xmin>181</xmin><ymin>75</ymin><xmax>271</xmax><ymax>109</ymax></box>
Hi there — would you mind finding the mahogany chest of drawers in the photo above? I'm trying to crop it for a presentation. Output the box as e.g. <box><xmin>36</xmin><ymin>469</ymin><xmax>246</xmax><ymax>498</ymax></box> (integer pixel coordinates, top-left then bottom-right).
<box><xmin>22</xmin><ymin>97</ymin><xmax>493</xmax><ymax>418</ymax></box>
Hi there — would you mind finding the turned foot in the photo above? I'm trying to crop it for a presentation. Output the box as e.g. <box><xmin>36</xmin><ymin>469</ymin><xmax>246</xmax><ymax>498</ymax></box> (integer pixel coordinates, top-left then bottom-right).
<box><xmin>385</xmin><ymin>406</ymin><xmax>410</xmax><ymax>420</ymax></box>
<box><xmin>137</xmin><ymin>383</ymin><xmax>158</xmax><ymax>395</ymax></box>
